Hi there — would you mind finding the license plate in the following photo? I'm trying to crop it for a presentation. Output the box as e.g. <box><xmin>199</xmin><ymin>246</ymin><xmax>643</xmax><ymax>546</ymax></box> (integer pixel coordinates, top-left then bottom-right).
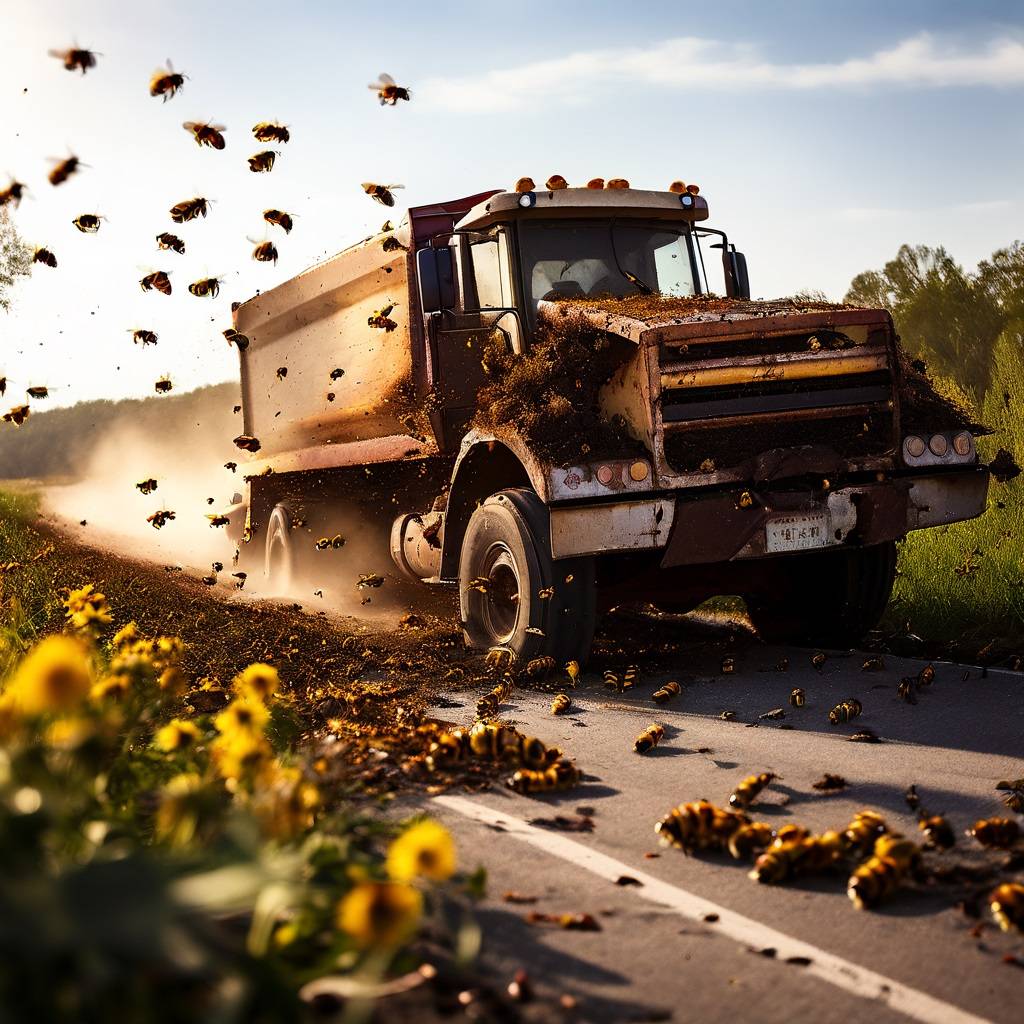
<box><xmin>765</xmin><ymin>513</ymin><xmax>832</xmax><ymax>553</ymax></box>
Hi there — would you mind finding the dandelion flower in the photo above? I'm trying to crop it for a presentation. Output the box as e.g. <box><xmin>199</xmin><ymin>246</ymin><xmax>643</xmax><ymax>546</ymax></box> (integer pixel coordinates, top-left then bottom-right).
<box><xmin>386</xmin><ymin>820</ymin><xmax>457</xmax><ymax>882</ymax></box>
<box><xmin>63</xmin><ymin>584</ymin><xmax>112</xmax><ymax>632</ymax></box>
<box><xmin>215</xmin><ymin>696</ymin><xmax>270</xmax><ymax>736</ymax></box>
<box><xmin>155</xmin><ymin>718</ymin><xmax>201</xmax><ymax>752</ymax></box>
<box><xmin>337</xmin><ymin>881</ymin><xmax>423</xmax><ymax>948</ymax></box>
<box><xmin>211</xmin><ymin>729</ymin><xmax>273</xmax><ymax>783</ymax></box>
<box><xmin>8</xmin><ymin>635</ymin><xmax>92</xmax><ymax>714</ymax></box>
<box><xmin>234</xmin><ymin>662</ymin><xmax>279</xmax><ymax>700</ymax></box>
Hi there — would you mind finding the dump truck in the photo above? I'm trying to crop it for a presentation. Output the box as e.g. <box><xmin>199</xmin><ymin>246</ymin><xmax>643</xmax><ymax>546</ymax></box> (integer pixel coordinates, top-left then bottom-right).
<box><xmin>225</xmin><ymin>183</ymin><xmax>989</xmax><ymax>664</ymax></box>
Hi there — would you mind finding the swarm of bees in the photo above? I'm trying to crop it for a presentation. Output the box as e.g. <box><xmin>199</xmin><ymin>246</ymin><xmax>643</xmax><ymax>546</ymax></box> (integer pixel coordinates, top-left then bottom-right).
<box><xmin>183</xmin><ymin>121</ymin><xmax>226</xmax><ymax>149</ymax></box>
<box><xmin>368</xmin><ymin>73</ymin><xmax>411</xmax><ymax>105</ymax></box>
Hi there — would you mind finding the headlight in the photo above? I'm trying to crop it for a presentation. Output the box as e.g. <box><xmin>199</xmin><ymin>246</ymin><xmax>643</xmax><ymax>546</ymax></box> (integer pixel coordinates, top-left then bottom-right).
<box><xmin>953</xmin><ymin>431</ymin><xmax>973</xmax><ymax>457</ymax></box>
<box><xmin>929</xmin><ymin>434</ymin><xmax>949</xmax><ymax>456</ymax></box>
<box><xmin>904</xmin><ymin>435</ymin><xmax>926</xmax><ymax>458</ymax></box>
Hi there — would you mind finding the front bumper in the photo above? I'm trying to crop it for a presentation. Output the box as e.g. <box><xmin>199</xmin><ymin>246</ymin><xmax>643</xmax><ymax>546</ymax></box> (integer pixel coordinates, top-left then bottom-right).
<box><xmin>548</xmin><ymin>469</ymin><xmax>989</xmax><ymax>564</ymax></box>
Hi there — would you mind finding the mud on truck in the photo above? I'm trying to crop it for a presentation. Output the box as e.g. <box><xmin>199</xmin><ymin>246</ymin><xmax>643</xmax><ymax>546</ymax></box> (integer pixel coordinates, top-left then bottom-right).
<box><xmin>224</xmin><ymin>183</ymin><xmax>990</xmax><ymax>665</ymax></box>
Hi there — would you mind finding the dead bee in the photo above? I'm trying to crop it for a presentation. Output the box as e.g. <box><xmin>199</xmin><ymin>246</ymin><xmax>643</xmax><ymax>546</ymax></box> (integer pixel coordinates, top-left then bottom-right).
<box><xmin>750</xmin><ymin>831</ymin><xmax>846</xmax><ymax>885</ymax></box>
<box><xmin>248</xmin><ymin>150</ymin><xmax>277</xmax><ymax>173</ymax></box>
<box><xmin>828</xmin><ymin>698</ymin><xmax>862</xmax><ymax>725</ymax></box>
<box><xmin>720</xmin><ymin>710</ymin><xmax>736</xmax><ymax>721</ymax></box>
<box><xmin>969</xmin><ymin>817</ymin><xmax>1020</xmax><ymax>849</ymax></box>
<box><xmin>263</xmin><ymin>208</ymin><xmax>294</xmax><ymax>233</ymax></box>
<box><xmin>812</xmin><ymin>773</ymin><xmax>847</xmax><ymax>792</ymax></box>
<box><xmin>156</xmin><ymin>232</ymin><xmax>185</xmax><ymax>254</ymax></box>
<box><xmin>25</xmin><ymin>387</ymin><xmax>48</xmax><ymax>399</ymax></box>
<box><xmin>861</xmin><ymin>656</ymin><xmax>885</xmax><ymax>672</ymax></box>
<box><xmin>72</xmin><ymin>213</ymin><xmax>103</xmax><ymax>233</ymax></box>
<box><xmin>362</xmin><ymin>182</ymin><xmax>404</xmax><ymax>207</ymax></box>
<box><xmin>368</xmin><ymin>303</ymin><xmax>398</xmax><ymax>331</ymax></box>
<box><xmin>1002</xmin><ymin>789</ymin><xmax>1024</xmax><ymax>814</ymax></box>
<box><xmin>183</xmin><ymin>121</ymin><xmax>226</xmax><ymax>149</ymax></box>
<box><xmin>720</xmin><ymin>655</ymin><xmax>735</xmax><ymax>674</ymax></box>
<box><xmin>507</xmin><ymin>760</ymin><xmax>580</xmax><ymax>795</ymax></box>
<box><xmin>727</xmin><ymin>821</ymin><xmax>775</xmax><ymax>860</ymax></box>
<box><xmin>789</xmin><ymin>687</ymin><xmax>805</xmax><ymax>707</ymax></box>
<box><xmin>48</xmin><ymin>155</ymin><xmax>82</xmax><ymax>186</ymax></box>
<box><xmin>368</xmin><ymin>73</ymin><xmax>411</xmax><ymax>105</ymax></box>
<box><xmin>140</xmin><ymin>271</ymin><xmax>172</xmax><ymax>295</ymax></box>
<box><xmin>842</xmin><ymin>810</ymin><xmax>889</xmax><ymax>858</ymax></box>
<box><xmin>130</xmin><ymin>329</ymin><xmax>158</xmax><ymax>346</ymax></box>
<box><xmin>634</xmin><ymin>723</ymin><xmax>664</xmax><ymax>754</ymax></box>
<box><xmin>252</xmin><ymin>121</ymin><xmax>290</xmax><ymax>143</ymax></box>
<box><xmin>545</xmin><ymin>174</ymin><xmax>568</xmax><ymax>190</ymax></box>
<box><xmin>32</xmin><ymin>247</ymin><xmax>57</xmax><ymax>268</ymax></box>
<box><xmin>356</xmin><ymin>573</ymin><xmax>384</xmax><ymax>589</ymax></box>
<box><xmin>848</xmin><ymin>834</ymin><xmax>920</xmax><ymax>910</ymax></box>
<box><xmin>188</xmin><ymin>277</ymin><xmax>221</xmax><ymax>298</ymax></box>
<box><xmin>0</xmin><ymin>179</ymin><xmax>28</xmax><ymax>208</ymax></box>
<box><xmin>223</xmin><ymin>328</ymin><xmax>249</xmax><ymax>350</ymax></box>
<box><xmin>990</xmin><ymin>882</ymin><xmax>1024</xmax><ymax>933</ymax></box>
<box><xmin>477</xmin><ymin>674</ymin><xmax>514</xmax><ymax>718</ymax></box>
<box><xmin>154</xmin><ymin>378</ymin><xmax>172</xmax><ymax>394</ymax></box>
<box><xmin>147</xmin><ymin>510</ymin><xmax>176</xmax><ymax>529</ymax></box>
<box><xmin>526</xmin><ymin>655</ymin><xmax>556</xmax><ymax>678</ymax></box>
<box><xmin>918</xmin><ymin>814</ymin><xmax>955</xmax><ymax>850</ymax></box>
<box><xmin>812</xmin><ymin>651</ymin><xmax>827</xmax><ymax>672</ymax></box>
<box><xmin>252</xmin><ymin>240</ymin><xmax>279</xmax><ymax>264</ymax></box>
<box><xmin>149</xmin><ymin>60</ymin><xmax>186</xmax><ymax>101</ymax></box>
<box><xmin>49</xmin><ymin>46</ymin><xmax>98</xmax><ymax>74</ymax></box>
<box><xmin>759</xmin><ymin>708</ymin><xmax>786</xmax><ymax>720</ymax></box>
<box><xmin>656</xmin><ymin>799</ymin><xmax>749</xmax><ymax>855</ymax></box>
<box><xmin>381</xmin><ymin>234</ymin><xmax>407</xmax><ymax>252</ymax></box>
<box><xmin>849</xmin><ymin>728</ymin><xmax>882</xmax><ymax>743</ymax></box>
<box><xmin>623</xmin><ymin>664</ymin><xmax>639</xmax><ymax>690</ymax></box>
<box><xmin>2</xmin><ymin>405</ymin><xmax>30</xmax><ymax>427</ymax></box>
<box><xmin>207</xmin><ymin>514</ymin><xmax>229</xmax><ymax>528</ymax></box>
<box><xmin>603</xmin><ymin>669</ymin><xmax>622</xmax><ymax>693</ymax></box>
<box><xmin>136</xmin><ymin>478</ymin><xmax>158</xmax><ymax>495</ymax></box>
<box><xmin>233</xmin><ymin>434</ymin><xmax>261</xmax><ymax>452</ymax></box>
<box><xmin>917</xmin><ymin>664</ymin><xmax>935</xmax><ymax>688</ymax></box>
<box><xmin>652</xmin><ymin>680</ymin><xmax>681</xmax><ymax>704</ymax></box>
<box><xmin>729</xmin><ymin>772</ymin><xmax>777</xmax><ymax>809</ymax></box>
<box><xmin>551</xmin><ymin>693</ymin><xmax>571</xmax><ymax>715</ymax></box>
<box><xmin>896</xmin><ymin>678</ymin><xmax>917</xmax><ymax>704</ymax></box>
<box><xmin>169</xmin><ymin>197</ymin><xmax>210</xmax><ymax>223</ymax></box>
<box><xmin>468</xmin><ymin>722</ymin><xmax>547</xmax><ymax>768</ymax></box>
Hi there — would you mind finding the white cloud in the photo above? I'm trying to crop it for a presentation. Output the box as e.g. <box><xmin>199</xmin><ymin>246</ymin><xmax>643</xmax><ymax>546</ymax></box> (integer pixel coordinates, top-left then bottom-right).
<box><xmin>420</xmin><ymin>33</ymin><xmax>1024</xmax><ymax>112</ymax></box>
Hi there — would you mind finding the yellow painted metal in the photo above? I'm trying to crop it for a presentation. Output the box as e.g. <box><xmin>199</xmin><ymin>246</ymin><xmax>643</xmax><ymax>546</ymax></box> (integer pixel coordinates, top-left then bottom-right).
<box><xmin>660</xmin><ymin>351</ymin><xmax>887</xmax><ymax>390</ymax></box>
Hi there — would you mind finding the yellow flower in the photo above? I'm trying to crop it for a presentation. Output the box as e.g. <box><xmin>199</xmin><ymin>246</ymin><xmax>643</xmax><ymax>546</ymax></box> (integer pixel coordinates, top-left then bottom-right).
<box><xmin>7</xmin><ymin>636</ymin><xmax>92</xmax><ymax>714</ymax></box>
<box><xmin>152</xmin><ymin>636</ymin><xmax>184</xmax><ymax>671</ymax></box>
<box><xmin>215</xmin><ymin>696</ymin><xmax>270</xmax><ymax>737</ymax></box>
<box><xmin>45</xmin><ymin>716</ymin><xmax>97</xmax><ymax>751</ymax></box>
<box><xmin>155</xmin><ymin>773</ymin><xmax>219</xmax><ymax>847</ymax></box>
<box><xmin>155</xmin><ymin>719</ymin><xmax>201</xmax><ymax>753</ymax></box>
<box><xmin>337</xmin><ymin>881</ymin><xmax>423</xmax><ymax>949</ymax></box>
<box><xmin>211</xmin><ymin>729</ymin><xmax>273</xmax><ymax>783</ymax></box>
<box><xmin>111</xmin><ymin>621</ymin><xmax>139</xmax><ymax>649</ymax></box>
<box><xmin>254</xmin><ymin>764</ymin><xmax>320</xmax><ymax>839</ymax></box>
<box><xmin>158</xmin><ymin>666</ymin><xmax>187</xmax><ymax>696</ymax></box>
<box><xmin>234</xmin><ymin>663</ymin><xmax>280</xmax><ymax>700</ymax></box>
<box><xmin>63</xmin><ymin>584</ymin><xmax>112</xmax><ymax>632</ymax></box>
<box><xmin>90</xmin><ymin>673</ymin><xmax>132</xmax><ymax>702</ymax></box>
<box><xmin>386</xmin><ymin>820</ymin><xmax>457</xmax><ymax>882</ymax></box>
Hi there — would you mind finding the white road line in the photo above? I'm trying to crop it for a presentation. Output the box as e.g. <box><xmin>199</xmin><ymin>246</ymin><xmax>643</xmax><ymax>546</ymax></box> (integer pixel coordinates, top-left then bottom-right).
<box><xmin>435</xmin><ymin>795</ymin><xmax>993</xmax><ymax>1024</ymax></box>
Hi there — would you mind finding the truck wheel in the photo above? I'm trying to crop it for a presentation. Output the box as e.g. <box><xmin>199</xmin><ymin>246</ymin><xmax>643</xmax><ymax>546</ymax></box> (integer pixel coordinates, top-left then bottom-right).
<box><xmin>459</xmin><ymin>488</ymin><xmax>597</xmax><ymax>665</ymax></box>
<box><xmin>264</xmin><ymin>505</ymin><xmax>295</xmax><ymax>594</ymax></box>
<box><xmin>745</xmin><ymin>541</ymin><xmax>897</xmax><ymax>648</ymax></box>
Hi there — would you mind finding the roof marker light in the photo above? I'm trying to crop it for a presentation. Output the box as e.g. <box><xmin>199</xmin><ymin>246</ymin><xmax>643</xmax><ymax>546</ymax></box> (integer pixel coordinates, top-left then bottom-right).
<box><xmin>518</xmin><ymin>192</ymin><xmax>536</xmax><ymax>208</ymax></box>
<box><xmin>679</xmin><ymin>194</ymin><xmax>693</xmax><ymax>207</ymax></box>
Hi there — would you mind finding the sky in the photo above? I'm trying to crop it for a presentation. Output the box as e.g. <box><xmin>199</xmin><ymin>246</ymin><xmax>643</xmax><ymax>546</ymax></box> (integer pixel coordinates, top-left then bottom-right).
<box><xmin>1</xmin><ymin>0</ymin><xmax>1023</xmax><ymax>409</ymax></box>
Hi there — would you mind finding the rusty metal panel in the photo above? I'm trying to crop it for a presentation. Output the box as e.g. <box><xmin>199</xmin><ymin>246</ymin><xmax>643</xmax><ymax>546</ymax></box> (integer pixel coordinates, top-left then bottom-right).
<box><xmin>907</xmin><ymin>470</ymin><xmax>989</xmax><ymax>530</ymax></box>
<box><xmin>550</xmin><ymin>499</ymin><xmax>675</xmax><ymax>559</ymax></box>
<box><xmin>240</xmin><ymin>435</ymin><xmax>435</xmax><ymax>477</ymax></box>
<box><xmin>659</xmin><ymin>351</ymin><xmax>888</xmax><ymax>390</ymax></box>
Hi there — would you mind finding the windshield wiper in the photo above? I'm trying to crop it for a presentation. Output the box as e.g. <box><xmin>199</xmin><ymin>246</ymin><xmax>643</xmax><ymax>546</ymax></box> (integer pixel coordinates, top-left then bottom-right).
<box><xmin>609</xmin><ymin>220</ymin><xmax>653</xmax><ymax>295</ymax></box>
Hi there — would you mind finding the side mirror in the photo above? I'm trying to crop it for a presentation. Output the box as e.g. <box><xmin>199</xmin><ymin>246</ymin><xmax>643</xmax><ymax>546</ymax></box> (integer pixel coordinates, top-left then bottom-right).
<box><xmin>416</xmin><ymin>246</ymin><xmax>456</xmax><ymax>314</ymax></box>
<box><xmin>721</xmin><ymin>247</ymin><xmax>751</xmax><ymax>300</ymax></box>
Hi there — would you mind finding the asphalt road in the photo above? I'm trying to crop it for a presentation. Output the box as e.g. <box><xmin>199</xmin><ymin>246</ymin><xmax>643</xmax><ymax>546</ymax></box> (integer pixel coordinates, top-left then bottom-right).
<box><xmin>411</xmin><ymin>640</ymin><xmax>1024</xmax><ymax>1024</ymax></box>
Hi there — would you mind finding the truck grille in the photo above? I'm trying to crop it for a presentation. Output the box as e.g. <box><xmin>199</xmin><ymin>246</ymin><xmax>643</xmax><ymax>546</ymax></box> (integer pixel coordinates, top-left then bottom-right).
<box><xmin>657</xmin><ymin>328</ymin><xmax>896</xmax><ymax>477</ymax></box>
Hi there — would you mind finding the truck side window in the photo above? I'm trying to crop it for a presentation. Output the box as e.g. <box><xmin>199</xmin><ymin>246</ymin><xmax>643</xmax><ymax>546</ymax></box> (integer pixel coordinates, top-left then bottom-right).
<box><xmin>470</xmin><ymin>235</ymin><xmax>511</xmax><ymax>310</ymax></box>
<box><xmin>652</xmin><ymin>236</ymin><xmax>696</xmax><ymax>297</ymax></box>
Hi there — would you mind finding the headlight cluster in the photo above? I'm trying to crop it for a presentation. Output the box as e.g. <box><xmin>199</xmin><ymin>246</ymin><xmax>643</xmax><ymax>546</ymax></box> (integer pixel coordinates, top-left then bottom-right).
<box><xmin>902</xmin><ymin>431</ymin><xmax>975</xmax><ymax>467</ymax></box>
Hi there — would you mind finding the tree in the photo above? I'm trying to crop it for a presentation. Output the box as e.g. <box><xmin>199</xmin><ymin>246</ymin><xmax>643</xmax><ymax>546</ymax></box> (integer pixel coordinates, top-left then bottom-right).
<box><xmin>0</xmin><ymin>208</ymin><xmax>32</xmax><ymax>312</ymax></box>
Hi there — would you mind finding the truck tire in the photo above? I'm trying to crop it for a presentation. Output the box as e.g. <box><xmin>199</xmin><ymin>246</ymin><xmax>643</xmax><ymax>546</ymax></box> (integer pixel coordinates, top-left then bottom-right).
<box><xmin>264</xmin><ymin>505</ymin><xmax>295</xmax><ymax>594</ymax></box>
<box><xmin>745</xmin><ymin>541</ymin><xmax>897</xmax><ymax>648</ymax></box>
<box><xmin>459</xmin><ymin>488</ymin><xmax>597</xmax><ymax>665</ymax></box>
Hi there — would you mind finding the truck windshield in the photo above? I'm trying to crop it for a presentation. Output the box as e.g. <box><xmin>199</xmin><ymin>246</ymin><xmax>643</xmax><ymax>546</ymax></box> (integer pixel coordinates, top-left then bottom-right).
<box><xmin>518</xmin><ymin>219</ymin><xmax>698</xmax><ymax>317</ymax></box>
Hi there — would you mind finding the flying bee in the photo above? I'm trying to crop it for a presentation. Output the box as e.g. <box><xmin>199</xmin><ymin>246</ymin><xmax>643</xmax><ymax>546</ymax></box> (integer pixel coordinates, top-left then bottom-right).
<box><xmin>362</xmin><ymin>182</ymin><xmax>404</xmax><ymax>207</ymax></box>
<box><xmin>847</xmin><ymin>835</ymin><xmax>920</xmax><ymax>910</ymax></box>
<box><xmin>140</xmin><ymin>271</ymin><xmax>172</xmax><ymax>295</ymax></box>
<box><xmin>147</xmin><ymin>509</ymin><xmax>176</xmax><ymax>529</ymax></box>
<box><xmin>183</xmin><ymin>121</ymin><xmax>226</xmax><ymax>149</ymax></box>
<box><xmin>136</xmin><ymin>478</ymin><xmax>158</xmax><ymax>495</ymax></box>
<box><xmin>156</xmin><ymin>232</ymin><xmax>185</xmax><ymax>254</ymax></box>
<box><xmin>207</xmin><ymin>514</ymin><xmax>229</xmax><ymax>528</ymax></box>
<box><xmin>48</xmin><ymin>155</ymin><xmax>83</xmax><ymax>186</ymax></box>
<box><xmin>356</xmin><ymin>572</ymin><xmax>384</xmax><ymax>589</ymax></box>
<box><xmin>224</xmin><ymin>461</ymin><xmax>237</xmax><ymax>472</ymax></box>
<box><xmin>586</xmin><ymin>178</ymin><xmax>605</xmax><ymax>189</ymax></box>
<box><xmin>381</xmin><ymin>234</ymin><xmax>407</xmax><ymax>252</ymax></box>
<box><xmin>842</xmin><ymin>810</ymin><xmax>888</xmax><ymax>858</ymax></box>
<box><xmin>149</xmin><ymin>60</ymin><xmax>186</xmax><ymax>101</ymax></box>
<box><xmin>656</xmin><ymin>800</ymin><xmax>749</xmax><ymax>855</ymax></box>
<box><xmin>507</xmin><ymin>760</ymin><xmax>581</xmax><ymax>795</ymax></box>
<box><xmin>223</xmin><ymin>328</ymin><xmax>249</xmax><ymax>350</ymax></box>
<box><xmin>545</xmin><ymin>174</ymin><xmax>568</xmax><ymax>190</ymax></box>
<box><xmin>2</xmin><ymin>405</ymin><xmax>30</xmax><ymax>426</ymax></box>
<box><xmin>729</xmin><ymin>772</ymin><xmax>777</xmax><ymax>809</ymax></box>
<box><xmin>896</xmin><ymin>677</ymin><xmax>916</xmax><ymax>704</ymax></box>
<box><xmin>477</xmin><ymin>674</ymin><xmax>514</xmax><ymax>718</ymax></box>
<box><xmin>720</xmin><ymin>655</ymin><xmax>735</xmax><ymax>674</ymax></box>
<box><xmin>634</xmin><ymin>723</ymin><xmax>664</xmax><ymax>754</ymax></box>
<box><xmin>188</xmin><ymin>276</ymin><xmax>221</xmax><ymax>298</ymax></box>
<box><xmin>233</xmin><ymin>434</ymin><xmax>261</xmax><ymax>452</ymax></box>
<box><xmin>49</xmin><ymin>46</ymin><xmax>98</xmax><ymax>73</ymax></box>
<box><xmin>652</xmin><ymin>680</ymin><xmax>681</xmax><ymax>704</ymax></box>
<box><xmin>72</xmin><ymin>213</ymin><xmax>103</xmax><ymax>233</ymax></box>
<box><xmin>169</xmin><ymin>196</ymin><xmax>210</xmax><ymax>223</ymax></box>
<box><xmin>248</xmin><ymin>149</ymin><xmax>278</xmax><ymax>173</ymax></box>
<box><xmin>968</xmin><ymin>817</ymin><xmax>1020</xmax><ymax>849</ymax></box>
<box><xmin>369</xmin><ymin>73</ymin><xmax>411</xmax><ymax>105</ymax></box>
<box><xmin>154</xmin><ymin>377</ymin><xmax>173</xmax><ymax>394</ymax></box>
<box><xmin>727</xmin><ymin>821</ymin><xmax>774</xmax><ymax>860</ymax></box>
<box><xmin>918</xmin><ymin>814</ymin><xmax>955</xmax><ymax>850</ymax></box>
<box><xmin>789</xmin><ymin>687</ymin><xmax>805</xmax><ymax>707</ymax></box>
<box><xmin>263</xmin><ymin>208</ymin><xmax>294</xmax><ymax>233</ymax></box>
<box><xmin>828</xmin><ymin>698</ymin><xmax>862</xmax><ymax>725</ymax></box>
<box><xmin>551</xmin><ymin>693</ymin><xmax>571</xmax><ymax>715</ymax></box>
<box><xmin>130</xmin><ymin>328</ymin><xmax>158</xmax><ymax>346</ymax></box>
<box><xmin>252</xmin><ymin>121</ymin><xmax>290</xmax><ymax>143</ymax></box>
<box><xmin>990</xmin><ymin>882</ymin><xmax>1024</xmax><ymax>933</ymax></box>
<box><xmin>0</xmin><ymin>180</ymin><xmax>28</xmax><ymax>208</ymax></box>
<box><xmin>368</xmin><ymin>305</ymin><xmax>398</xmax><ymax>331</ymax></box>
<box><xmin>623</xmin><ymin>664</ymin><xmax>639</xmax><ymax>690</ymax></box>
<box><xmin>249</xmin><ymin>239</ymin><xmax>279</xmax><ymax>265</ymax></box>
<box><xmin>526</xmin><ymin>655</ymin><xmax>556</xmax><ymax>678</ymax></box>
<box><xmin>33</xmin><ymin>247</ymin><xmax>57</xmax><ymax>268</ymax></box>
<box><xmin>25</xmin><ymin>387</ymin><xmax>48</xmax><ymax>399</ymax></box>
